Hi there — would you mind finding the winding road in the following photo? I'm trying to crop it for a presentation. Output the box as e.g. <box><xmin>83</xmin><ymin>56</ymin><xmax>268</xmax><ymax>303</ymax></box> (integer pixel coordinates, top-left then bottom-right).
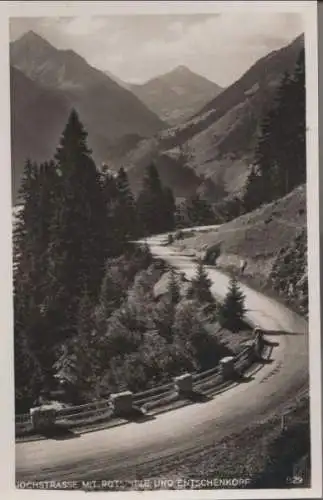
<box><xmin>15</xmin><ymin>229</ymin><xmax>309</xmax><ymax>482</ymax></box>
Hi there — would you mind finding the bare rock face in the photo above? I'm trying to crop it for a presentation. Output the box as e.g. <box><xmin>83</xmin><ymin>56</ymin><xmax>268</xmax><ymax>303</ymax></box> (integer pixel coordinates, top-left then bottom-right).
<box><xmin>269</xmin><ymin>229</ymin><xmax>308</xmax><ymax>316</ymax></box>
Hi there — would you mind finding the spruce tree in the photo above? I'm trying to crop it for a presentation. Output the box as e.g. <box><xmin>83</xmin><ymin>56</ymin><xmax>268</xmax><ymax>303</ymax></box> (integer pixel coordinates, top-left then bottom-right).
<box><xmin>187</xmin><ymin>259</ymin><xmax>214</xmax><ymax>304</ymax></box>
<box><xmin>102</xmin><ymin>171</ymin><xmax>122</xmax><ymax>256</ymax></box>
<box><xmin>48</xmin><ymin>109</ymin><xmax>107</xmax><ymax>314</ymax></box>
<box><xmin>136</xmin><ymin>163</ymin><xmax>163</xmax><ymax>236</ymax></box>
<box><xmin>167</xmin><ymin>268</ymin><xmax>181</xmax><ymax>304</ymax></box>
<box><xmin>14</xmin><ymin>288</ymin><xmax>45</xmax><ymax>411</ymax></box>
<box><xmin>53</xmin><ymin>289</ymin><xmax>98</xmax><ymax>401</ymax></box>
<box><xmin>290</xmin><ymin>48</ymin><xmax>306</xmax><ymax>186</ymax></box>
<box><xmin>242</xmin><ymin>165</ymin><xmax>263</xmax><ymax>213</ymax></box>
<box><xmin>14</xmin><ymin>159</ymin><xmax>61</xmax><ymax>397</ymax></box>
<box><xmin>136</xmin><ymin>163</ymin><xmax>176</xmax><ymax>236</ymax></box>
<box><xmin>14</xmin><ymin>160</ymin><xmax>42</xmax><ymax>276</ymax></box>
<box><xmin>97</xmin><ymin>262</ymin><xmax>126</xmax><ymax>328</ymax></box>
<box><xmin>115</xmin><ymin>167</ymin><xmax>138</xmax><ymax>243</ymax></box>
<box><xmin>218</xmin><ymin>277</ymin><xmax>246</xmax><ymax>332</ymax></box>
<box><xmin>184</xmin><ymin>193</ymin><xmax>215</xmax><ymax>227</ymax></box>
<box><xmin>249</xmin><ymin>46</ymin><xmax>306</xmax><ymax>207</ymax></box>
<box><xmin>162</xmin><ymin>186</ymin><xmax>176</xmax><ymax>232</ymax></box>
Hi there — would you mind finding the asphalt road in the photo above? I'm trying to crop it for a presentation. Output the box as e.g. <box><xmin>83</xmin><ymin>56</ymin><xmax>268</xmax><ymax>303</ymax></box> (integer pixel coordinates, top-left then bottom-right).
<box><xmin>15</xmin><ymin>230</ymin><xmax>309</xmax><ymax>482</ymax></box>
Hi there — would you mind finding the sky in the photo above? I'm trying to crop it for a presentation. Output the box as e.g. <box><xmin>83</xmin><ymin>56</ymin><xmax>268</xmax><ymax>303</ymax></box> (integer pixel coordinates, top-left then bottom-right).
<box><xmin>10</xmin><ymin>13</ymin><xmax>303</xmax><ymax>87</ymax></box>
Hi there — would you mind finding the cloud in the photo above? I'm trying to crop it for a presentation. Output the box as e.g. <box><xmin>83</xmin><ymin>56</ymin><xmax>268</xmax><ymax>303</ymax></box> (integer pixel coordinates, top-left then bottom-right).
<box><xmin>62</xmin><ymin>17</ymin><xmax>108</xmax><ymax>37</ymax></box>
<box><xmin>10</xmin><ymin>12</ymin><xmax>303</xmax><ymax>86</ymax></box>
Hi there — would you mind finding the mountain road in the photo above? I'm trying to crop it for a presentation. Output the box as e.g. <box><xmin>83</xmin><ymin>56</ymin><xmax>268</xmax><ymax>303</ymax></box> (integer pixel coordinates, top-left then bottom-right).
<box><xmin>15</xmin><ymin>229</ymin><xmax>309</xmax><ymax>482</ymax></box>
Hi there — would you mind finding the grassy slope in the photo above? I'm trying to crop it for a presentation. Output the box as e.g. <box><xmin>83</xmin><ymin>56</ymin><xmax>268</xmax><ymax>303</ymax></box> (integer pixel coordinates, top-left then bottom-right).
<box><xmin>173</xmin><ymin>185</ymin><xmax>307</xmax><ymax>313</ymax></box>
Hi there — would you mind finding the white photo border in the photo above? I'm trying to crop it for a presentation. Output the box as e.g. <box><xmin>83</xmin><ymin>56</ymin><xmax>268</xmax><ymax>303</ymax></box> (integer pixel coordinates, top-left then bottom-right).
<box><xmin>0</xmin><ymin>1</ymin><xmax>320</xmax><ymax>499</ymax></box>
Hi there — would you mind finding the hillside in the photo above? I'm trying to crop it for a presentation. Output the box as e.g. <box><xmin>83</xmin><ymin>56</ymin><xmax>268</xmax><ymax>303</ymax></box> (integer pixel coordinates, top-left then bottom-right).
<box><xmin>10</xmin><ymin>31</ymin><xmax>166</xmax><ymax>201</ymax></box>
<box><xmin>129</xmin><ymin>65</ymin><xmax>223</xmax><ymax>125</ymax></box>
<box><xmin>118</xmin><ymin>35</ymin><xmax>304</xmax><ymax>200</ymax></box>
<box><xmin>10</xmin><ymin>66</ymin><xmax>71</xmax><ymax>204</ymax></box>
<box><xmin>172</xmin><ymin>184</ymin><xmax>307</xmax><ymax>314</ymax></box>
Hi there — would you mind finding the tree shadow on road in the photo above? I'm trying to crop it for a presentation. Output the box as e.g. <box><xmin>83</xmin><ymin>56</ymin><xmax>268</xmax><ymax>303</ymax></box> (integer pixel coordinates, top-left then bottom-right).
<box><xmin>182</xmin><ymin>390</ymin><xmax>212</xmax><ymax>404</ymax></box>
<box><xmin>265</xmin><ymin>339</ymin><xmax>280</xmax><ymax>347</ymax></box>
<box><xmin>40</xmin><ymin>423</ymin><xmax>80</xmax><ymax>440</ymax></box>
<box><xmin>260</xmin><ymin>357</ymin><xmax>275</xmax><ymax>365</ymax></box>
<box><xmin>233</xmin><ymin>373</ymin><xmax>255</xmax><ymax>384</ymax></box>
<box><xmin>120</xmin><ymin>406</ymin><xmax>156</xmax><ymax>424</ymax></box>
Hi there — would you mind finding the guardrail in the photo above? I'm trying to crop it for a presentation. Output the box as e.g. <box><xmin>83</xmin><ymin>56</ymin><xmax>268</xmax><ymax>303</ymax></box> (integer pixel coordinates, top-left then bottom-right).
<box><xmin>14</xmin><ymin>341</ymin><xmax>266</xmax><ymax>438</ymax></box>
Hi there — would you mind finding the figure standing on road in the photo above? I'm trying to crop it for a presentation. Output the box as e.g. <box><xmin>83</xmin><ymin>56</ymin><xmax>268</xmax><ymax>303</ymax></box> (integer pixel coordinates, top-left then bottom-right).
<box><xmin>240</xmin><ymin>259</ymin><xmax>247</xmax><ymax>275</ymax></box>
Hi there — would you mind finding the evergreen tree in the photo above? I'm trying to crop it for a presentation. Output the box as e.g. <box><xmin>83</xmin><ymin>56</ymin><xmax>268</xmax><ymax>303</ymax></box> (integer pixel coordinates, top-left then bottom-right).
<box><xmin>167</xmin><ymin>268</ymin><xmax>181</xmax><ymax>304</ymax></box>
<box><xmin>53</xmin><ymin>290</ymin><xmax>98</xmax><ymax>401</ymax></box>
<box><xmin>184</xmin><ymin>193</ymin><xmax>215</xmax><ymax>227</ymax></box>
<box><xmin>115</xmin><ymin>167</ymin><xmax>138</xmax><ymax>243</ymax></box>
<box><xmin>174</xmin><ymin>201</ymin><xmax>188</xmax><ymax>228</ymax></box>
<box><xmin>136</xmin><ymin>163</ymin><xmax>163</xmax><ymax>236</ymax></box>
<box><xmin>218</xmin><ymin>277</ymin><xmax>246</xmax><ymax>332</ymax></box>
<box><xmin>96</xmin><ymin>261</ymin><xmax>126</xmax><ymax>331</ymax></box>
<box><xmin>187</xmin><ymin>259</ymin><xmax>214</xmax><ymax>304</ymax></box>
<box><xmin>13</xmin><ymin>159</ymin><xmax>62</xmax><ymax>398</ymax></box>
<box><xmin>101</xmin><ymin>172</ymin><xmax>123</xmax><ymax>256</ymax></box>
<box><xmin>14</xmin><ymin>290</ymin><xmax>45</xmax><ymax>412</ymax></box>
<box><xmin>46</xmin><ymin>109</ymin><xmax>107</xmax><ymax>340</ymax></box>
<box><xmin>253</xmin><ymin>110</ymin><xmax>277</xmax><ymax>203</ymax></box>
<box><xmin>136</xmin><ymin>163</ymin><xmax>176</xmax><ymax>236</ymax></box>
<box><xmin>242</xmin><ymin>165</ymin><xmax>264</xmax><ymax>213</ymax></box>
<box><xmin>162</xmin><ymin>186</ymin><xmax>176</xmax><ymax>232</ymax></box>
<box><xmin>14</xmin><ymin>160</ymin><xmax>45</xmax><ymax>277</ymax></box>
<box><xmin>289</xmin><ymin>48</ymin><xmax>306</xmax><ymax>186</ymax></box>
<box><xmin>248</xmin><ymin>46</ymin><xmax>306</xmax><ymax>208</ymax></box>
<box><xmin>153</xmin><ymin>295</ymin><xmax>175</xmax><ymax>342</ymax></box>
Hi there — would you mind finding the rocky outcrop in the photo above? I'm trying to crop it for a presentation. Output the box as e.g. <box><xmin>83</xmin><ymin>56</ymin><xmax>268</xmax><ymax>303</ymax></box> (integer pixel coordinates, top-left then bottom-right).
<box><xmin>269</xmin><ymin>229</ymin><xmax>308</xmax><ymax>316</ymax></box>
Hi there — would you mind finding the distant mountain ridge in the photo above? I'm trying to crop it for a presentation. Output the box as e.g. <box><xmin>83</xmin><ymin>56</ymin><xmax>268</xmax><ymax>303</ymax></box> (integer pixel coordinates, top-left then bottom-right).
<box><xmin>10</xmin><ymin>30</ymin><xmax>304</xmax><ymax>208</ymax></box>
<box><xmin>116</xmin><ymin>34</ymin><xmax>304</xmax><ymax>200</ymax></box>
<box><xmin>10</xmin><ymin>66</ymin><xmax>71</xmax><ymax>204</ymax></box>
<box><xmin>10</xmin><ymin>30</ymin><xmax>166</xmax><ymax>203</ymax></box>
<box><xmin>128</xmin><ymin>65</ymin><xmax>223</xmax><ymax>125</ymax></box>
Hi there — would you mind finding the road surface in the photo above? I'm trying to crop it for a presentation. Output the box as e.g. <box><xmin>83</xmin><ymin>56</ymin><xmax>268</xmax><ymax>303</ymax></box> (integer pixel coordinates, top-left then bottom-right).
<box><xmin>16</xmin><ymin>230</ymin><xmax>309</xmax><ymax>482</ymax></box>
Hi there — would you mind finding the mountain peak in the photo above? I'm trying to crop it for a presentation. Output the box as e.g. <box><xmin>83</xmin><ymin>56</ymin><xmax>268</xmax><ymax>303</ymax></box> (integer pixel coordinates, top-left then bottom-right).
<box><xmin>129</xmin><ymin>64</ymin><xmax>223</xmax><ymax>126</ymax></box>
<box><xmin>166</xmin><ymin>65</ymin><xmax>196</xmax><ymax>78</ymax></box>
<box><xmin>12</xmin><ymin>30</ymin><xmax>55</xmax><ymax>52</ymax></box>
<box><xmin>173</xmin><ymin>65</ymin><xmax>191</xmax><ymax>73</ymax></box>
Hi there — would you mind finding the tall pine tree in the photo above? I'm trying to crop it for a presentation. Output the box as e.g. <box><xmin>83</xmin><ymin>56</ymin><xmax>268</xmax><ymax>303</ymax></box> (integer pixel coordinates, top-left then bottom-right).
<box><xmin>247</xmin><ymin>46</ymin><xmax>306</xmax><ymax>209</ymax></box>
<box><xmin>46</xmin><ymin>110</ymin><xmax>107</xmax><ymax>342</ymax></box>
<box><xmin>115</xmin><ymin>167</ymin><xmax>138</xmax><ymax>243</ymax></box>
<box><xmin>184</xmin><ymin>193</ymin><xmax>215</xmax><ymax>227</ymax></box>
<box><xmin>137</xmin><ymin>163</ymin><xmax>176</xmax><ymax>236</ymax></box>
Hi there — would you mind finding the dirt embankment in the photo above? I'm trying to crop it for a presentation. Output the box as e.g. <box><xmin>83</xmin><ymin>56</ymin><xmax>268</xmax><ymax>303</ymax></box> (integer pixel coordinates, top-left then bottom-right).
<box><xmin>172</xmin><ymin>185</ymin><xmax>307</xmax><ymax>316</ymax></box>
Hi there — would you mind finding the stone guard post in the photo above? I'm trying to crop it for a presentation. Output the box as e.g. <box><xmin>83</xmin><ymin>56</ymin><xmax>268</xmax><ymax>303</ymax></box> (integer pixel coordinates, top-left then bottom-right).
<box><xmin>174</xmin><ymin>373</ymin><xmax>193</xmax><ymax>397</ymax></box>
<box><xmin>219</xmin><ymin>356</ymin><xmax>235</xmax><ymax>381</ymax></box>
<box><xmin>110</xmin><ymin>391</ymin><xmax>133</xmax><ymax>416</ymax></box>
<box><xmin>30</xmin><ymin>405</ymin><xmax>57</xmax><ymax>432</ymax></box>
